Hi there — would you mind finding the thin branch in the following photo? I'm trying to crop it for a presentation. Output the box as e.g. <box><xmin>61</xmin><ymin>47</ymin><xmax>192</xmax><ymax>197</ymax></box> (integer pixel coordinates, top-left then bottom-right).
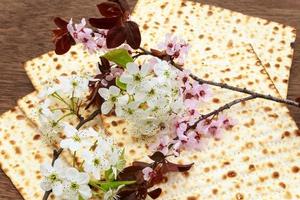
<box><xmin>138</xmin><ymin>47</ymin><xmax>300</xmax><ymax>108</ymax></box>
<box><xmin>42</xmin><ymin>108</ymin><xmax>102</xmax><ymax>200</ymax></box>
<box><xmin>188</xmin><ymin>95</ymin><xmax>256</xmax><ymax>131</ymax></box>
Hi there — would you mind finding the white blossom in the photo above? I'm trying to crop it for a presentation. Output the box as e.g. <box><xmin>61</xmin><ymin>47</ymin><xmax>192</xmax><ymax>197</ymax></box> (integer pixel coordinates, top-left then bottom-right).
<box><xmin>99</xmin><ymin>86</ymin><xmax>126</xmax><ymax>114</ymax></box>
<box><xmin>82</xmin><ymin>136</ymin><xmax>124</xmax><ymax>180</ymax></box>
<box><xmin>60</xmin><ymin>124</ymin><xmax>98</xmax><ymax>152</ymax></box>
<box><xmin>61</xmin><ymin>168</ymin><xmax>92</xmax><ymax>200</ymax></box>
<box><xmin>119</xmin><ymin>62</ymin><xmax>151</xmax><ymax>94</ymax></box>
<box><xmin>40</xmin><ymin>159</ymin><xmax>66</xmax><ymax>196</ymax></box>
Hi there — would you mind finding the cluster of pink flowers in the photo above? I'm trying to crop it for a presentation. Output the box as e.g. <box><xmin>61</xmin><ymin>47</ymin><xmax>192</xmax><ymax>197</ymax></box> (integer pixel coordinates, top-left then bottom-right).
<box><xmin>158</xmin><ymin>34</ymin><xmax>190</xmax><ymax>65</ymax></box>
<box><xmin>67</xmin><ymin>18</ymin><xmax>108</xmax><ymax>53</ymax></box>
<box><xmin>151</xmin><ymin>70</ymin><xmax>236</xmax><ymax>156</ymax></box>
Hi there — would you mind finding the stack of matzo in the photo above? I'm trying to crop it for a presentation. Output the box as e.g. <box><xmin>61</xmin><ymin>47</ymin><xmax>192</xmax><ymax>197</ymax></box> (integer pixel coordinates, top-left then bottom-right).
<box><xmin>0</xmin><ymin>0</ymin><xmax>299</xmax><ymax>199</ymax></box>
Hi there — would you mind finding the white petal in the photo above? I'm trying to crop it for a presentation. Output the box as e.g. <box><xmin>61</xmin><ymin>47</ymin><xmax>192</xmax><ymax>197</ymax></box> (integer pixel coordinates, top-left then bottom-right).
<box><xmin>60</xmin><ymin>139</ymin><xmax>72</xmax><ymax>149</ymax></box>
<box><xmin>40</xmin><ymin>163</ymin><xmax>52</xmax><ymax>176</ymax></box>
<box><xmin>76</xmin><ymin>172</ymin><xmax>90</xmax><ymax>185</ymax></box>
<box><xmin>65</xmin><ymin>167</ymin><xmax>79</xmax><ymax>181</ymax></box>
<box><xmin>109</xmin><ymin>86</ymin><xmax>120</xmax><ymax>96</ymax></box>
<box><xmin>119</xmin><ymin>74</ymin><xmax>133</xmax><ymax>84</ymax></box>
<box><xmin>140</xmin><ymin>63</ymin><xmax>151</xmax><ymax>76</ymax></box>
<box><xmin>79</xmin><ymin>185</ymin><xmax>92</xmax><ymax>199</ymax></box>
<box><xmin>98</xmin><ymin>88</ymin><xmax>110</xmax><ymax>100</ymax></box>
<box><xmin>52</xmin><ymin>183</ymin><xmax>64</xmax><ymax>196</ymax></box>
<box><xmin>117</xmin><ymin>94</ymin><xmax>129</xmax><ymax>105</ymax></box>
<box><xmin>101</xmin><ymin>101</ymin><xmax>114</xmax><ymax>115</ymax></box>
<box><xmin>126</xmin><ymin>62</ymin><xmax>139</xmax><ymax>74</ymax></box>
<box><xmin>40</xmin><ymin>180</ymin><xmax>52</xmax><ymax>191</ymax></box>
<box><xmin>63</xmin><ymin>123</ymin><xmax>77</xmax><ymax>138</ymax></box>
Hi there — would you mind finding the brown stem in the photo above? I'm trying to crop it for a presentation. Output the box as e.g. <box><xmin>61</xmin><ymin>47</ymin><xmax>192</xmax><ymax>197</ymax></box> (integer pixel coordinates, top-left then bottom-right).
<box><xmin>138</xmin><ymin>47</ymin><xmax>300</xmax><ymax>108</ymax></box>
<box><xmin>42</xmin><ymin>108</ymin><xmax>102</xmax><ymax>200</ymax></box>
<box><xmin>188</xmin><ymin>95</ymin><xmax>256</xmax><ymax>131</ymax></box>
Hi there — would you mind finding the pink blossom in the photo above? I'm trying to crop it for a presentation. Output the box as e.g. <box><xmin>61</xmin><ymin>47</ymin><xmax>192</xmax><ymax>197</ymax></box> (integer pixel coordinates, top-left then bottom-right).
<box><xmin>142</xmin><ymin>167</ymin><xmax>156</xmax><ymax>181</ymax></box>
<box><xmin>159</xmin><ymin>34</ymin><xmax>190</xmax><ymax>65</ymax></box>
<box><xmin>151</xmin><ymin>135</ymin><xmax>170</xmax><ymax>155</ymax></box>
<box><xmin>171</xmin><ymin>140</ymin><xmax>182</xmax><ymax>157</ymax></box>
<box><xmin>185</xmin><ymin>131</ymin><xmax>206</xmax><ymax>150</ymax></box>
<box><xmin>184</xmin><ymin>98</ymin><xmax>198</xmax><ymax>110</ymax></box>
<box><xmin>186</xmin><ymin>109</ymin><xmax>200</xmax><ymax>126</ymax></box>
<box><xmin>207</xmin><ymin>120</ymin><xmax>223</xmax><ymax>139</ymax></box>
<box><xmin>94</xmin><ymin>29</ymin><xmax>108</xmax><ymax>50</ymax></box>
<box><xmin>218</xmin><ymin>115</ymin><xmax>237</xmax><ymax>129</ymax></box>
<box><xmin>67</xmin><ymin>18</ymin><xmax>98</xmax><ymax>53</ymax></box>
<box><xmin>176</xmin><ymin>122</ymin><xmax>188</xmax><ymax>141</ymax></box>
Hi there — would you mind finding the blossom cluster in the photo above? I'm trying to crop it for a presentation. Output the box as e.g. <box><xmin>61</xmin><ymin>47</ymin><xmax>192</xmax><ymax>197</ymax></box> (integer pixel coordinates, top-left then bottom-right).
<box><xmin>158</xmin><ymin>34</ymin><xmax>190</xmax><ymax>65</ymax></box>
<box><xmin>37</xmin><ymin>75</ymin><xmax>89</xmax><ymax>142</ymax></box>
<box><xmin>98</xmin><ymin>58</ymin><xmax>186</xmax><ymax>136</ymax></box>
<box><xmin>41</xmin><ymin>125</ymin><xmax>125</xmax><ymax>200</ymax></box>
<box><xmin>67</xmin><ymin>18</ymin><xmax>108</xmax><ymax>54</ymax></box>
<box><xmin>149</xmin><ymin>69</ymin><xmax>236</xmax><ymax>156</ymax></box>
<box><xmin>63</xmin><ymin>17</ymin><xmax>135</xmax><ymax>55</ymax></box>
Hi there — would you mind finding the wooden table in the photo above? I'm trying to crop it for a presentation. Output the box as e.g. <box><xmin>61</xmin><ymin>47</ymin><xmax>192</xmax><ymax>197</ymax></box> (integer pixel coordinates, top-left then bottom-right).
<box><xmin>0</xmin><ymin>0</ymin><xmax>299</xmax><ymax>199</ymax></box>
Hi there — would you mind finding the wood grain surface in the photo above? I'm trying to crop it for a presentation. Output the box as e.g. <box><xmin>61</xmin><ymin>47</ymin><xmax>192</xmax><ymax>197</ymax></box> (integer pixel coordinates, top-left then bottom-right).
<box><xmin>0</xmin><ymin>0</ymin><xmax>299</xmax><ymax>199</ymax></box>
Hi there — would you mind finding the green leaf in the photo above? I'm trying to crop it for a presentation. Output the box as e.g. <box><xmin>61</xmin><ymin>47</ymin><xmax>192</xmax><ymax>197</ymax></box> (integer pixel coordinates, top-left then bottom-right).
<box><xmin>78</xmin><ymin>195</ymin><xmax>84</xmax><ymax>200</ymax></box>
<box><xmin>104</xmin><ymin>168</ymin><xmax>115</xmax><ymax>182</ymax></box>
<box><xmin>116</xmin><ymin>78</ymin><xmax>127</xmax><ymax>90</ymax></box>
<box><xmin>103</xmin><ymin>49</ymin><xmax>133</xmax><ymax>68</ymax></box>
<box><xmin>100</xmin><ymin>181</ymin><xmax>135</xmax><ymax>192</ymax></box>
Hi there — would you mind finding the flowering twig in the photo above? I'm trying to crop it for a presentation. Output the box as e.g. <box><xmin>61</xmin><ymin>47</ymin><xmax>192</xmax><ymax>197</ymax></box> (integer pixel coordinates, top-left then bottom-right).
<box><xmin>188</xmin><ymin>95</ymin><xmax>256</xmax><ymax>130</ymax></box>
<box><xmin>138</xmin><ymin>47</ymin><xmax>300</xmax><ymax>108</ymax></box>
<box><xmin>42</xmin><ymin>108</ymin><xmax>102</xmax><ymax>200</ymax></box>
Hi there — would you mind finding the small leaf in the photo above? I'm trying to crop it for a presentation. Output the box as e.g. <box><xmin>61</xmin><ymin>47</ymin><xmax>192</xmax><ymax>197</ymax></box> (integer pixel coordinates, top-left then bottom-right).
<box><xmin>99</xmin><ymin>56</ymin><xmax>111</xmax><ymax>73</ymax></box>
<box><xmin>164</xmin><ymin>162</ymin><xmax>194</xmax><ymax>173</ymax></box>
<box><xmin>116</xmin><ymin>77</ymin><xmax>127</xmax><ymax>90</ymax></box>
<box><xmin>89</xmin><ymin>17</ymin><xmax>120</xmax><ymax>29</ymax></box>
<box><xmin>100</xmin><ymin>180</ymin><xmax>135</xmax><ymax>191</ymax></box>
<box><xmin>106</xmin><ymin>25</ymin><xmax>127</xmax><ymax>48</ymax></box>
<box><xmin>148</xmin><ymin>188</ymin><xmax>162</xmax><ymax>199</ymax></box>
<box><xmin>55</xmin><ymin>35</ymin><xmax>72</xmax><ymax>55</ymax></box>
<box><xmin>150</xmin><ymin>49</ymin><xmax>167</xmax><ymax>58</ymax></box>
<box><xmin>54</xmin><ymin>17</ymin><xmax>68</xmax><ymax>28</ymax></box>
<box><xmin>103</xmin><ymin>49</ymin><xmax>133</xmax><ymax>68</ymax></box>
<box><xmin>149</xmin><ymin>151</ymin><xmax>165</xmax><ymax>162</ymax></box>
<box><xmin>97</xmin><ymin>2</ymin><xmax>122</xmax><ymax>17</ymax></box>
<box><xmin>124</xmin><ymin>21</ymin><xmax>141</xmax><ymax>49</ymax></box>
<box><xmin>109</xmin><ymin>0</ymin><xmax>130</xmax><ymax>13</ymax></box>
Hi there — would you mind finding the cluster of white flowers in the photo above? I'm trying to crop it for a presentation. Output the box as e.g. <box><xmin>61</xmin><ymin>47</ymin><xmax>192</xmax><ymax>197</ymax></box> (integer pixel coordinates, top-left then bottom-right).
<box><xmin>41</xmin><ymin>125</ymin><xmax>125</xmax><ymax>200</ymax></box>
<box><xmin>60</xmin><ymin>124</ymin><xmax>125</xmax><ymax>180</ymax></box>
<box><xmin>40</xmin><ymin>159</ymin><xmax>92</xmax><ymax>200</ymax></box>
<box><xmin>99</xmin><ymin>58</ymin><xmax>186</xmax><ymax>136</ymax></box>
<box><xmin>37</xmin><ymin>76</ymin><xmax>89</xmax><ymax>142</ymax></box>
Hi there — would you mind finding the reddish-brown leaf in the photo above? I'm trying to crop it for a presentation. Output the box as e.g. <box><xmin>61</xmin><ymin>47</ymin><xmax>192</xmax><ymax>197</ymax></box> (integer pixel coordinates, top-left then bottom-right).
<box><xmin>150</xmin><ymin>49</ymin><xmax>167</xmax><ymax>58</ymax></box>
<box><xmin>296</xmin><ymin>97</ymin><xmax>300</xmax><ymax>104</ymax></box>
<box><xmin>109</xmin><ymin>0</ymin><xmax>130</xmax><ymax>13</ymax></box>
<box><xmin>97</xmin><ymin>2</ymin><xmax>122</xmax><ymax>17</ymax></box>
<box><xmin>89</xmin><ymin>17</ymin><xmax>120</xmax><ymax>29</ymax></box>
<box><xmin>147</xmin><ymin>188</ymin><xmax>162</xmax><ymax>199</ymax></box>
<box><xmin>99</xmin><ymin>56</ymin><xmax>111</xmax><ymax>73</ymax></box>
<box><xmin>55</xmin><ymin>35</ymin><xmax>73</xmax><ymax>55</ymax></box>
<box><xmin>54</xmin><ymin>17</ymin><xmax>68</xmax><ymax>29</ymax></box>
<box><xmin>124</xmin><ymin>21</ymin><xmax>141</xmax><ymax>49</ymax></box>
<box><xmin>162</xmin><ymin>161</ymin><xmax>194</xmax><ymax>173</ymax></box>
<box><xmin>52</xmin><ymin>29</ymin><xmax>67</xmax><ymax>39</ymax></box>
<box><xmin>148</xmin><ymin>152</ymin><xmax>165</xmax><ymax>163</ymax></box>
<box><xmin>106</xmin><ymin>25</ymin><xmax>127</xmax><ymax>48</ymax></box>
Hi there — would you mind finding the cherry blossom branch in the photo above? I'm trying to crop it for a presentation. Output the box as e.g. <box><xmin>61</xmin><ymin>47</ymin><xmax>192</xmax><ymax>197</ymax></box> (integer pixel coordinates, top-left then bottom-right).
<box><xmin>138</xmin><ymin>47</ymin><xmax>300</xmax><ymax>108</ymax></box>
<box><xmin>42</xmin><ymin>108</ymin><xmax>102</xmax><ymax>200</ymax></box>
<box><xmin>188</xmin><ymin>95</ymin><xmax>256</xmax><ymax>131</ymax></box>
